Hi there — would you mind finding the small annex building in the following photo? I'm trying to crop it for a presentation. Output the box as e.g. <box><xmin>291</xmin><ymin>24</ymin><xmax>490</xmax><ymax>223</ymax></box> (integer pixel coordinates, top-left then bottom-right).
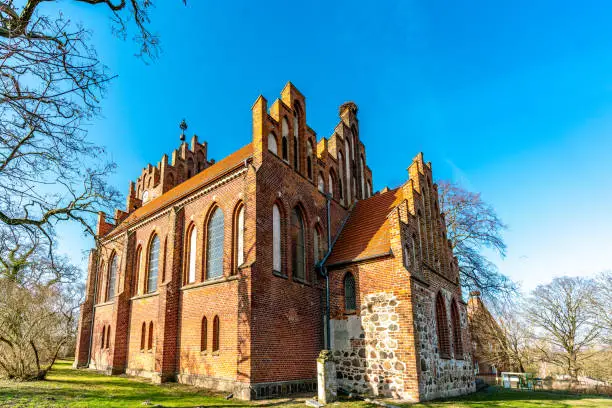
<box><xmin>74</xmin><ymin>83</ymin><xmax>476</xmax><ymax>401</ymax></box>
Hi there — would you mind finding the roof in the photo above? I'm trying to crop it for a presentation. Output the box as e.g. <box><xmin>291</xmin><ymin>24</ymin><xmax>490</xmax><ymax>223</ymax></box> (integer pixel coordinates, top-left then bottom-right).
<box><xmin>109</xmin><ymin>143</ymin><xmax>253</xmax><ymax>235</ymax></box>
<box><xmin>326</xmin><ymin>187</ymin><xmax>404</xmax><ymax>266</ymax></box>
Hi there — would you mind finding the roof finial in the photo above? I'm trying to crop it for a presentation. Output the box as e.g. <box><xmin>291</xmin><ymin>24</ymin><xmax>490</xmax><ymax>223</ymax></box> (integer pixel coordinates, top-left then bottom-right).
<box><xmin>179</xmin><ymin>119</ymin><xmax>188</xmax><ymax>142</ymax></box>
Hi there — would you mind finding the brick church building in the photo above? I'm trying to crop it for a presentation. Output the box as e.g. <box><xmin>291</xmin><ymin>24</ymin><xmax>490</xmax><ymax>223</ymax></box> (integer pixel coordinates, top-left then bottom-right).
<box><xmin>74</xmin><ymin>83</ymin><xmax>475</xmax><ymax>401</ymax></box>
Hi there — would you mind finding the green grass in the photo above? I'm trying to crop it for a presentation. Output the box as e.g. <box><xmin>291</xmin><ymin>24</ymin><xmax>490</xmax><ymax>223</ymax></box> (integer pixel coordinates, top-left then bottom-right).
<box><xmin>0</xmin><ymin>360</ymin><xmax>609</xmax><ymax>407</ymax></box>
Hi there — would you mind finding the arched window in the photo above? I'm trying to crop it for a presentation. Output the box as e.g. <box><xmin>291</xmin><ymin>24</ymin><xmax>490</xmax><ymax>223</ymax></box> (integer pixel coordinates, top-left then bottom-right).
<box><xmin>201</xmin><ymin>316</ymin><xmax>208</xmax><ymax>351</ymax></box>
<box><xmin>318</xmin><ymin>172</ymin><xmax>325</xmax><ymax>193</ymax></box>
<box><xmin>306</xmin><ymin>140</ymin><xmax>313</xmax><ymax>180</ymax></box>
<box><xmin>403</xmin><ymin>243</ymin><xmax>411</xmax><ymax>269</ymax></box>
<box><xmin>282</xmin><ymin>118</ymin><xmax>289</xmax><ymax>161</ymax></box>
<box><xmin>96</xmin><ymin>261</ymin><xmax>105</xmax><ymax>303</ymax></box>
<box><xmin>161</xmin><ymin>236</ymin><xmax>167</xmax><ymax>283</ymax></box>
<box><xmin>411</xmin><ymin>235</ymin><xmax>418</xmax><ymax>267</ymax></box>
<box><xmin>328</xmin><ymin>170</ymin><xmax>336</xmax><ymax>199</ymax></box>
<box><xmin>233</xmin><ymin>204</ymin><xmax>245</xmax><ymax>273</ymax></box>
<box><xmin>344</xmin><ymin>138</ymin><xmax>352</xmax><ymax>201</ymax></box>
<box><xmin>213</xmin><ymin>315</ymin><xmax>220</xmax><ymax>352</ymax></box>
<box><xmin>272</xmin><ymin>204</ymin><xmax>282</xmax><ymax>273</ymax></box>
<box><xmin>338</xmin><ymin>152</ymin><xmax>345</xmax><ymax>201</ymax></box>
<box><xmin>291</xmin><ymin>207</ymin><xmax>306</xmax><ymax>280</ymax></box>
<box><xmin>451</xmin><ymin>301</ymin><xmax>463</xmax><ymax>358</ymax></box>
<box><xmin>186</xmin><ymin>225</ymin><xmax>197</xmax><ymax>284</ymax></box>
<box><xmin>360</xmin><ymin>155</ymin><xmax>366</xmax><ymax>199</ymax></box>
<box><xmin>435</xmin><ymin>292</ymin><xmax>451</xmax><ymax>358</ymax></box>
<box><xmin>142</xmin><ymin>190</ymin><xmax>149</xmax><ymax>202</ymax></box>
<box><xmin>268</xmin><ymin>132</ymin><xmax>278</xmax><ymax>155</ymax></box>
<box><xmin>106</xmin><ymin>326</ymin><xmax>111</xmax><ymax>349</ymax></box>
<box><xmin>133</xmin><ymin>246</ymin><xmax>142</xmax><ymax>296</ymax></box>
<box><xmin>147</xmin><ymin>235</ymin><xmax>160</xmax><ymax>293</ymax></box>
<box><xmin>100</xmin><ymin>325</ymin><xmax>106</xmax><ymax>350</ymax></box>
<box><xmin>344</xmin><ymin>272</ymin><xmax>356</xmax><ymax>312</ymax></box>
<box><xmin>367</xmin><ymin>180</ymin><xmax>372</xmax><ymax>198</ymax></box>
<box><xmin>140</xmin><ymin>322</ymin><xmax>146</xmax><ymax>350</ymax></box>
<box><xmin>206</xmin><ymin>207</ymin><xmax>224</xmax><ymax>280</ymax></box>
<box><xmin>293</xmin><ymin>106</ymin><xmax>300</xmax><ymax>171</ymax></box>
<box><xmin>107</xmin><ymin>254</ymin><xmax>118</xmax><ymax>301</ymax></box>
<box><xmin>187</xmin><ymin>158</ymin><xmax>194</xmax><ymax>179</ymax></box>
<box><xmin>148</xmin><ymin>321</ymin><xmax>154</xmax><ymax>351</ymax></box>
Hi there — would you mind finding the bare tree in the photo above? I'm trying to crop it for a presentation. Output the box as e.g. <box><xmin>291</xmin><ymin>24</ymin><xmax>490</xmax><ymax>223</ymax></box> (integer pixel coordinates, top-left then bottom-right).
<box><xmin>527</xmin><ymin>276</ymin><xmax>600</xmax><ymax>381</ymax></box>
<box><xmin>0</xmin><ymin>1</ymin><xmax>184</xmax><ymax>251</ymax></box>
<box><xmin>0</xmin><ymin>231</ymin><xmax>82</xmax><ymax>380</ymax></box>
<box><xmin>593</xmin><ymin>271</ymin><xmax>612</xmax><ymax>346</ymax></box>
<box><xmin>438</xmin><ymin>180</ymin><xmax>515</xmax><ymax>299</ymax></box>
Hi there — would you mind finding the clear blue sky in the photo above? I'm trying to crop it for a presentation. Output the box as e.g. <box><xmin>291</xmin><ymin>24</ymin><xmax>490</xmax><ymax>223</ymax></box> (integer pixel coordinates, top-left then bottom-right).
<box><xmin>54</xmin><ymin>0</ymin><xmax>612</xmax><ymax>292</ymax></box>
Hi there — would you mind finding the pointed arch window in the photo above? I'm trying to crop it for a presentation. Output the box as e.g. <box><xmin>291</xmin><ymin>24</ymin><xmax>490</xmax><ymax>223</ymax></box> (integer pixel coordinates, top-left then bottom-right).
<box><xmin>338</xmin><ymin>152</ymin><xmax>345</xmax><ymax>202</ymax></box>
<box><xmin>101</xmin><ymin>325</ymin><xmax>106</xmax><ymax>350</ymax></box>
<box><xmin>272</xmin><ymin>204</ymin><xmax>282</xmax><ymax>273</ymax></box>
<box><xmin>233</xmin><ymin>204</ymin><xmax>245</xmax><ymax>273</ymax></box>
<box><xmin>201</xmin><ymin>316</ymin><xmax>208</xmax><ymax>351</ymax></box>
<box><xmin>291</xmin><ymin>207</ymin><xmax>306</xmax><ymax>281</ymax></box>
<box><xmin>344</xmin><ymin>138</ymin><xmax>352</xmax><ymax>201</ymax></box>
<box><xmin>212</xmin><ymin>315</ymin><xmax>220</xmax><ymax>352</ymax></box>
<box><xmin>133</xmin><ymin>246</ymin><xmax>142</xmax><ymax>296</ymax></box>
<box><xmin>268</xmin><ymin>132</ymin><xmax>278</xmax><ymax>155</ymax></box>
<box><xmin>360</xmin><ymin>155</ymin><xmax>366</xmax><ymax>199</ymax></box>
<box><xmin>293</xmin><ymin>107</ymin><xmax>300</xmax><ymax>171</ymax></box>
<box><xmin>147</xmin><ymin>235</ymin><xmax>160</xmax><ymax>293</ymax></box>
<box><xmin>435</xmin><ymin>292</ymin><xmax>451</xmax><ymax>358</ymax></box>
<box><xmin>344</xmin><ymin>272</ymin><xmax>356</xmax><ymax>312</ymax></box>
<box><xmin>186</xmin><ymin>225</ymin><xmax>197</xmax><ymax>284</ymax></box>
<box><xmin>105</xmin><ymin>326</ymin><xmax>111</xmax><ymax>349</ymax></box>
<box><xmin>97</xmin><ymin>261</ymin><xmax>105</xmax><ymax>303</ymax></box>
<box><xmin>140</xmin><ymin>322</ymin><xmax>146</xmax><ymax>350</ymax></box>
<box><xmin>282</xmin><ymin>118</ymin><xmax>289</xmax><ymax>161</ymax></box>
<box><xmin>306</xmin><ymin>140</ymin><xmax>313</xmax><ymax>180</ymax></box>
<box><xmin>147</xmin><ymin>321</ymin><xmax>154</xmax><ymax>351</ymax></box>
<box><xmin>451</xmin><ymin>301</ymin><xmax>463</xmax><ymax>358</ymax></box>
<box><xmin>206</xmin><ymin>207</ymin><xmax>224</xmax><ymax>280</ymax></box>
<box><xmin>106</xmin><ymin>255</ymin><xmax>118</xmax><ymax>301</ymax></box>
<box><xmin>328</xmin><ymin>170</ymin><xmax>336</xmax><ymax>199</ymax></box>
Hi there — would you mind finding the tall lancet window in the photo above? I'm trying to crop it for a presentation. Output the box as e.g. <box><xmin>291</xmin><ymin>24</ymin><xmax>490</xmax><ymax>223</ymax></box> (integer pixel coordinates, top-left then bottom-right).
<box><xmin>206</xmin><ymin>207</ymin><xmax>224</xmax><ymax>280</ymax></box>
<box><xmin>272</xmin><ymin>204</ymin><xmax>282</xmax><ymax>273</ymax></box>
<box><xmin>186</xmin><ymin>225</ymin><xmax>197</xmax><ymax>284</ymax></box>
<box><xmin>268</xmin><ymin>132</ymin><xmax>278</xmax><ymax>155</ymax></box>
<box><xmin>306</xmin><ymin>140</ymin><xmax>313</xmax><ymax>180</ymax></box>
<box><xmin>291</xmin><ymin>207</ymin><xmax>306</xmax><ymax>281</ymax></box>
<box><xmin>293</xmin><ymin>107</ymin><xmax>300</xmax><ymax>171</ymax></box>
<box><xmin>107</xmin><ymin>255</ymin><xmax>118</xmax><ymax>301</ymax></box>
<box><xmin>360</xmin><ymin>155</ymin><xmax>366</xmax><ymax>199</ymax></box>
<box><xmin>233</xmin><ymin>204</ymin><xmax>245</xmax><ymax>273</ymax></box>
<box><xmin>282</xmin><ymin>118</ymin><xmax>289</xmax><ymax>162</ymax></box>
<box><xmin>344</xmin><ymin>138</ymin><xmax>351</xmax><ymax>201</ymax></box>
<box><xmin>147</xmin><ymin>235</ymin><xmax>160</xmax><ymax>293</ymax></box>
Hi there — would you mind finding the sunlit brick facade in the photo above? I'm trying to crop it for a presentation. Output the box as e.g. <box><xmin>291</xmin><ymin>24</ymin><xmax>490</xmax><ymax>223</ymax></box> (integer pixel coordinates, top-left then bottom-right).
<box><xmin>74</xmin><ymin>83</ymin><xmax>475</xmax><ymax>401</ymax></box>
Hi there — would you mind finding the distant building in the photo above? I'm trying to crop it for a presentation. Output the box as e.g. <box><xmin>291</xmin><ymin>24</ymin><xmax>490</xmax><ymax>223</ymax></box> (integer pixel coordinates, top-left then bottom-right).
<box><xmin>74</xmin><ymin>83</ymin><xmax>475</xmax><ymax>401</ymax></box>
<box><xmin>467</xmin><ymin>291</ymin><xmax>509</xmax><ymax>376</ymax></box>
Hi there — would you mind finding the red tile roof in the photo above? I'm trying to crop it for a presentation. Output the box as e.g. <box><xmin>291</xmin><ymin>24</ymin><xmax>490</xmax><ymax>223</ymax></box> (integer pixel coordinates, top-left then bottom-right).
<box><xmin>107</xmin><ymin>143</ymin><xmax>253</xmax><ymax>235</ymax></box>
<box><xmin>326</xmin><ymin>187</ymin><xmax>404</xmax><ymax>266</ymax></box>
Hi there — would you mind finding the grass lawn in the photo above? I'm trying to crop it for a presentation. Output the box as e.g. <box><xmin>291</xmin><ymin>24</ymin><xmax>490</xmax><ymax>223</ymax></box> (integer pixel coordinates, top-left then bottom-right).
<box><xmin>0</xmin><ymin>360</ymin><xmax>609</xmax><ymax>408</ymax></box>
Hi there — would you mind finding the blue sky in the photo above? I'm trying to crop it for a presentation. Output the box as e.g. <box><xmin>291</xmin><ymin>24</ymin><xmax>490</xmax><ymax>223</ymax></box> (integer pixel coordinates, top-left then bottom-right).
<box><xmin>54</xmin><ymin>0</ymin><xmax>612</xmax><ymax>292</ymax></box>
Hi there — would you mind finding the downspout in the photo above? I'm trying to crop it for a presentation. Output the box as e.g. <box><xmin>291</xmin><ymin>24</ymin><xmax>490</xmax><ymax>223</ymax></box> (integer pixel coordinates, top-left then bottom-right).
<box><xmin>317</xmin><ymin>197</ymin><xmax>355</xmax><ymax>350</ymax></box>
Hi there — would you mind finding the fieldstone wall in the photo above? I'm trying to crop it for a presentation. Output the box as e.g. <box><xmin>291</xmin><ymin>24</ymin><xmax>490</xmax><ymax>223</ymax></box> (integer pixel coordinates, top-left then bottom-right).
<box><xmin>331</xmin><ymin>292</ymin><xmax>409</xmax><ymax>399</ymax></box>
<box><xmin>413</xmin><ymin>284</ymin><xmax>475</xmax><ymax>400</ymax></box>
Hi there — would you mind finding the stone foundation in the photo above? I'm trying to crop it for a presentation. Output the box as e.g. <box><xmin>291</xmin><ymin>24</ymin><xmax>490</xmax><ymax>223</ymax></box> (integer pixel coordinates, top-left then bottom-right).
<box><xmin>331</xmin><ymin>292</ymin><xmax>410</xmax><ymax>400</ymax></box>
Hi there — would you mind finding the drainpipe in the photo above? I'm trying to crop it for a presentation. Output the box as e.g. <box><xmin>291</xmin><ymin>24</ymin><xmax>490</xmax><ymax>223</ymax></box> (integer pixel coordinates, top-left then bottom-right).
<box><xmin>317</xmin><ymin>196</ymin><xmax>354</xmax><ymax>350</ymax></box>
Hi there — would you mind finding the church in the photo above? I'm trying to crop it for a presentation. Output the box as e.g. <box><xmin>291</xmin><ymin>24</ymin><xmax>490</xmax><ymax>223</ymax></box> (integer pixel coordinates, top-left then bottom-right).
<box><xmin>74</xmin><ymin>83</ymin><xmax>475</xmax><ymax>401</ymax></box>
